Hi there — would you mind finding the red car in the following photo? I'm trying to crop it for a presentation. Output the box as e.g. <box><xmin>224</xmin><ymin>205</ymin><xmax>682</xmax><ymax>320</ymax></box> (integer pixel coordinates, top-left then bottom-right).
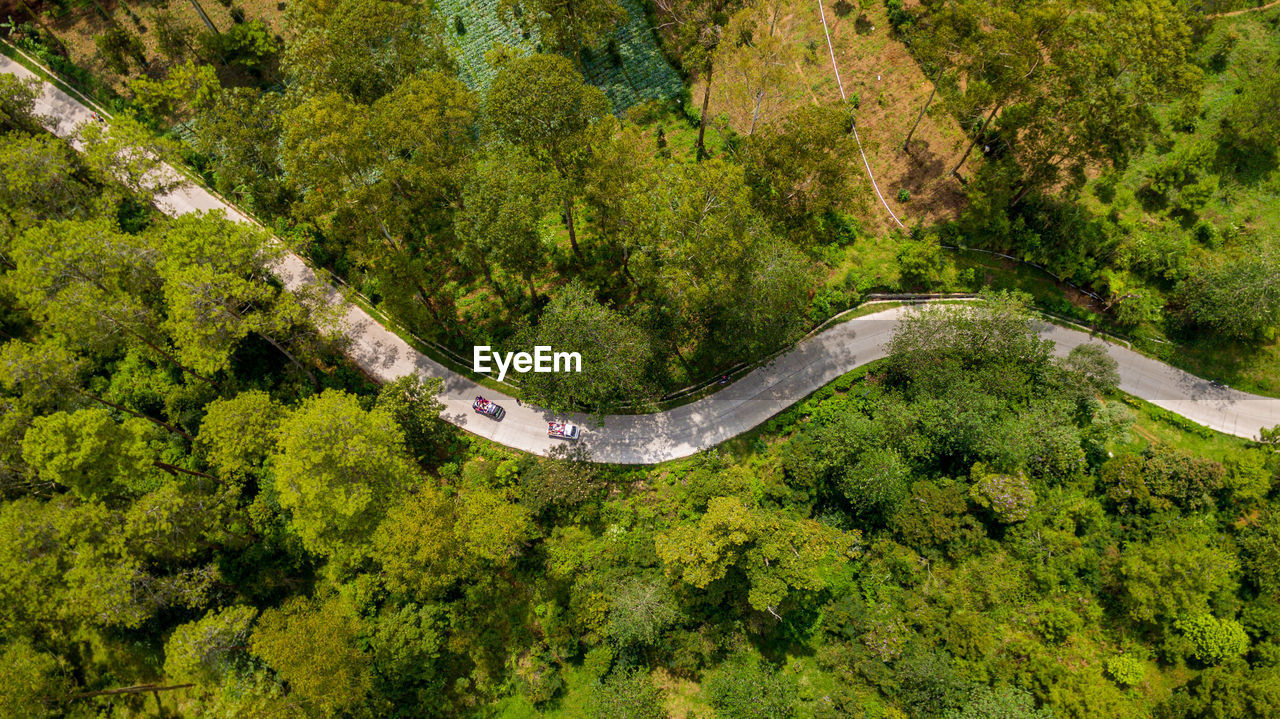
<box><xmin>472</xmin><ymin>396</ymin><xmax>505</xmax><ymax>420</ymax></box>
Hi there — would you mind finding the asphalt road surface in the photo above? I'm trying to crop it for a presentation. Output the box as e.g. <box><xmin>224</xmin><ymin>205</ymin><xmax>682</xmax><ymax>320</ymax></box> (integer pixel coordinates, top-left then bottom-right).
<box><xmin>6</xmin><ymin>53</ymin><xmax>1279</xmax><ymax>464</ymax></box>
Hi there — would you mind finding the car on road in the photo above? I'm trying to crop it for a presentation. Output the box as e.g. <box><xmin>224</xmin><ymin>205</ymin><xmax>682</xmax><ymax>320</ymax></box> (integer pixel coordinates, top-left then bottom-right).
<box><xmin>548</xmin><ymin>421</ymin><xmax>579</xmax><ymax>440</ymax></box>
<box><xmin>472</xmin><ymin>396</ymin><xmax>505</xmax><ymax>420</ymax></box>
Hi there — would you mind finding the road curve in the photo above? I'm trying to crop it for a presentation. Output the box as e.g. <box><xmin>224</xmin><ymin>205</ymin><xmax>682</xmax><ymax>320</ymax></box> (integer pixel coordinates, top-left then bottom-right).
<box><xmin>5</xmin><ymin>53</ymin><xmax>1280</xmax><ymax>463</ymax></box>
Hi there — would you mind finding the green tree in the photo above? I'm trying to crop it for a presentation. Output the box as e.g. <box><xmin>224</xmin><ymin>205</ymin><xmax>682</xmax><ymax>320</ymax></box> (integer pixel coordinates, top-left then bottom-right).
<box><xmin>373</xmin><ymin>375</ymin><xmax>449</xmax><ymax>464</ymax></box>
<box><xmin>512</xmin><ymin>282</ymin><xmax>654</xmax><ymax>415</ymax></box>
<box><xmin>717</xmin><ymin>240</ymin><xmax>815</xmax><ymax>361</ymax></box>
<box><xmin>655</xmin><ymin>495</ymin><xmax>860</xmax><ymax>613</ymax></box>
<box><xmin>1060</xmin><ymin>343</ymin><xmax>1120</xmax><ymax>396</ymax></box>
<box><xmin>164</xmin><ymin>605</ymin><xmax>259</xmax><ymax>685</ymax></box>
<box><xmin>271</xmin><ymin>390</ymin><xmax>416</xmax><ymax>563</ymax></box>
<box><xmin>605</xmin><ymin>578</ymin><xmax>680</xmax><ymax>648</ymax></box>
<box><xmin>151</xmin><ymin>212</ymin><xmax>320</xmax><ymax>381</ymax></box>
<box><xmin>197</xmin><ymin>391</ymin><xmax>283</xmax><ymax>480</ymax></box>
<box><xmin>455</xmin><ymin>146</ymin><xmax>552</xmax><ymax>303</ymax></box>
<box><xmin>0</xmin><ymin>640</ymin><xmax>67</xmax><ymax>719</ymax></box>
<box><xmin>1162</xmin><ymin>666</ymin><xmax>1280</xmax><ymax>719</ymax></box>
<box><xmin>741</xmin><ymin>102</ymin><xmax>865</xmax><ymax>242</ymax></box>
<box><xmin>0</xmin><ymin>133</ymin><xmax>95</xmax><ymax>229</ymax></box>
<box><xmin>7</xmin><ymin>219</ymin><xmax>218</xmax><ymax>386</ymax></box>
<box><xmin>21</xmin><ymin>409</ymin><xmax>159</xmax><ymax>499</ymax></box>
<box><xmin>280</xmin><ymin>71</ymin><xmax>477</xmax><ymax>332</ymax></box>
<box><xmin>486</xmin><ymin>54</ymin><xmax>611</xmax><ymax>257</ymax></box>
<box><xmin>886</xmin><ymin>291</ymin><xmax>1053</xmax><ymax>400</ymax></box>
<box><xmin>499</xmin><ymin>0</ymin><xmax>626</xmax><ymax>59</ymax></box>
<box><xmin>1218</xmin><ymin>47</ymin><xmax>1280</xmax><ymax>154</ymax></box>
<box><xmin>655</xmin><ymin>0</ymin><xmax>744</xmax><ymax>159</ymax></box>
<box><xmin>282</xmin><ymin>0</ymin><xmax>449</xmax><ymax>102</ymax></box>
<box><xmin>250</xmin><ymin>596</ymin><xmax>372</xmax><ymax>714</ymax></box>
<box><xmin>1175</xmin><ymin>248</ymin><xmax>1280</xmax><ymax>339</ymax></box>
<box><xmin>1116</xmin><ymin>532</ymin><xmax>1237</xmax><ymax>625</ymax></box>
<box><xmin>586</xmin><ymin>669</ymin><xmax>668</xmax><ymax>719</ymax></box>
<box><xmin>705</xmin><ymin>651</ymin><xmax>797</xmax><ymax>719</ymax></box>
<box><xmin>942</xmin><ymin>684</ymin><xmax>1052</xmax><ymax>719</ymax></box>
<box><xmin>627</xmin><ymin>159</ymin><xmax>772</xmax><ymax>357</ymax></box>
<box><xmin>191</xmin><ymin>88</ymin><xmax>294</xmax><ymax>216</ymax></box>
<box><xmin>0</xmin><ymin>73</ymin><xmax>43</xmax><ymax>134</ymax></box>
<box><xmin>372</xmin><ymin>484</ymin><xmax>468</xmax><ymax>599</ymax></box>
<box><xmin>1176</xmin><ymin>614</ymin><xmax>1249</xmax><ymax>666</ymax></box>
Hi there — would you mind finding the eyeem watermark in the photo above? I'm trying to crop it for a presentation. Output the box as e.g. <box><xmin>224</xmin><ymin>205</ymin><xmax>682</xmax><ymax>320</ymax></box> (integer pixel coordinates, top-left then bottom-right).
<box><xmin>474</xmin><ymin>346</ymin><xmax>582</xmax><ymax>382</ymax></box>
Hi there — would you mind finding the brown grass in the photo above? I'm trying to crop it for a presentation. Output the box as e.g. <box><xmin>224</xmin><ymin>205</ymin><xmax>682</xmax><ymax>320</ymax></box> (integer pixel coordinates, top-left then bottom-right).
<box><xmin>689</xmin><ymin>0</ymin><xmax>971</xmax><ymax>232</ymax></box>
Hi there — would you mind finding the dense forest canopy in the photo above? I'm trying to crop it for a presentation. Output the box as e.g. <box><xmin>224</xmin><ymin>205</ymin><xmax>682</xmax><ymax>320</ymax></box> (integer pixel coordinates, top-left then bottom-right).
<box><xmin>2</xmin><ymin>0</ymin><xmax>1280</xmax><ymax>715</ymax></box>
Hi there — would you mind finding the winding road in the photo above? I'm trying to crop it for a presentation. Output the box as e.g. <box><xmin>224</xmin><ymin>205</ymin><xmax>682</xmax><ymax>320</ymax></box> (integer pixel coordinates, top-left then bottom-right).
<box><xmin>5</xmin><ymin>52</ymin><xmax>1280</xmax><ymax>464</ymax></box>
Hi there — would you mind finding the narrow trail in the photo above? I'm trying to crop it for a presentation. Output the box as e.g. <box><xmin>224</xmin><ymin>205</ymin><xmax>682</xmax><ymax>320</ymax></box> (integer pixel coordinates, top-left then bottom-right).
<box><xmin>1208</xmin><ymin>0</ymin><xmax>1280</xmax><ymax>19</ymax></box>
<box><xmin>4</xmin><ymin>52</ymin><xmax>1280</xmax><ymax>464</ymax></box>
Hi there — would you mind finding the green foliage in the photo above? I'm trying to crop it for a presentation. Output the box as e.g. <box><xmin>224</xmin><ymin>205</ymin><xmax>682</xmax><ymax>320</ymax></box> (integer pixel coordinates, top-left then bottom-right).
<box><xmin>586</xmin><ymin>669</ymin><xmax>667</xmax><ymax>719</ymax></box>
<box><xmin>897</xmin><ymin>235</ymin><xmax>946</xmax><ymax>289</ymax></box>
<box><xmin>656</xmin><ymin>495</ymin><xmax>860</xmax><ymax>612</ymax></box>
<box><xmin>942</xmin><ymin>684</ymin><xmax>1053</xmax><ymax>719</ymax></box>
<box><xmin>706</xmin><ymin>652</ymin><xmax>798</xmax><ymax>719</ymax></box>
<box><xmin>250</xmin><ymin>596</ymin><xmax>372</xmax><ymax>714</ymax></box>
<box><xmin>0</xmin><ymin>640</ymin><xmax>66</xmax><ymax>719</ymax></box>
<box><xmin>1175</xmin><ymin>248</ymin><xmax>1280</xmax><ymax>339</ymax></box>
<box><xmin>513</xmin><ymin>281</ymin><xmax>654</xmax><ymax>414</ymax></box>
<box><xmin>1105</xmin><ymin>655</ymin><xmax>1145</xmax><ymax>687</ymax></box>
<box><xmin>1175</xmin><ymin>614</ymin><xmax>1249</xmax><ymax>666</ymax></box>
<box><xmin>197</xmin><ymin>390</ymin><xmax>283</xmax><ymax>480</ymax></box>
<box><xmin>374</xmin><ymin>375</ymin><xmax>449</xmax><ymax>464</ymax></box>
<box><xmin>1115</xmin><ymin>532</ymin><xmax>1237</xmax><ymax>625</ymax></box>
<box><xmin>272</xmin><ymin>390</ymin><xmax>417</xmax><ymax>563</ymax></box>
<box><xmin>282</xmin><ymin>0</ymin><xmax>449</xmax><ymax>103</ymax></box>
<box><xmin>21</xmin><ymin>409</ymin><xmax>159</xmax><ymax>499</ymax></box>
<box><xmin>969</xmin><ymin>466</ymin><xmax>1035</xmax><ymax>523</ymax></box>
<box><xmin>605</xmin><ymin>578</ymin><xmax>680</xmax><ymax>648</ymax></box>
<box><xmin>164</xmin><ymin>605</ymin><xmax>259</xmax><ymax>685</ymax></box>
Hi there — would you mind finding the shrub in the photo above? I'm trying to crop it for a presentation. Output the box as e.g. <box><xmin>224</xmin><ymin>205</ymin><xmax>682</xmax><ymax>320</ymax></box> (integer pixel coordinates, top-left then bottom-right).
<box><xmin>1036</xmin><ymin>605</ymin><xmax>1082</xmax><ymax>644</ymax></box>
<box><xmin>1176</xmin><ymin>614</ymin><xmax>1249</xmax><ymax>666</ymax></box>
<box><xmin>970</xmin><ymin>468</ymin><xmax>1035</xmax><ymax>523</ymax></box>
<box><xmin>706</xmin><ymin>652</ymin><xmax>798</xmax><ymax>719</ymax></box>
<box><xmin>897</xmin><ymin>188</ymin><xmax>911</xmax><ymax>203</ymax></box>
<box><xmin>1105</xmin><ymin>655</ymin><xmax>1145</xmax><ymax>687</ymax></box>
<box><xmin>587</xmin><ymin>670</ymin><xmax>666</xmax><ymax>719</ymax></box>
<box><xmin>896</xmin><ymin>236</ymin><xmax>945</xmax><ymax>289</ymax></box>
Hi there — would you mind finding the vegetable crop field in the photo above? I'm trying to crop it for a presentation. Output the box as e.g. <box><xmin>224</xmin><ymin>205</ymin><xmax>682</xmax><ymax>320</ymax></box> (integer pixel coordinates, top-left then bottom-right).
<box><xmin>436</xmin><ymin>0</ymin><xmax>684</xmax><ymax>111</ymax></box>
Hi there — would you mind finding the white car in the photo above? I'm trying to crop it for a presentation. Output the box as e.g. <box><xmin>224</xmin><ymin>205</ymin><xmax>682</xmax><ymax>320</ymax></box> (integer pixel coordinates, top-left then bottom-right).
<box><xmin>547</xmin><ymin>422</ymin><xmax>580</xmax><ymax>440</ymax></box>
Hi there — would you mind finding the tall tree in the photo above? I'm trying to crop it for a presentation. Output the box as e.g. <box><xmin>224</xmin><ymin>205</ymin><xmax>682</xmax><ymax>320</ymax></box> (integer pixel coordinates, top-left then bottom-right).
<box><xmin>6</xmin><ymin>219</ymin><xmax>218</xmax><ymax>387</ymax></box>
<box><xmin>512</xmin><ymin>282</ymin><xmax>654</xmax><ymax>415</ymax></box>
<box><xmin>455</xmin><ymin>146</ymin><xmax>552</xmax><ymax>303</ymax></box>
<box><xmin>282</xmin><ymin>0</ymin><xmax>450</xmax><ymax>103</ymax></box>
<box><xmin>150</xmin><ymin>212</ymin><xmax>323</xmax><ymax>382</ymax></box>
<box><xmin>486</xmin><ymin>54</ymin><xmax>611</xmax><ymax>258</ymax></box>
<box><xmin>654</xmin><ymin>0</ymin><xmax>745</xmax><ymax>158</ymax></box>
<box><xmin>741</xmin><ymin>102</ymin><xmax>866</xmax><ymax>243</ymax></box>
<box><xmin>499</xmin><ymin>0</ymin><xmax>626</xmax><ymax>61</ymax></box>
<box><xmin>271</xmin><ymin>390</ymin><xmax>417</xmax><ymax>566</ymax></box>
<box><xmin>281</xmin><ymin>72</ymin><xmax>478</xmax><ymax>333</ymax></box>
<box><xmin>250</xmin><ymin>596</ymin><xmax>372</xmax><ymax>714</ymax></box>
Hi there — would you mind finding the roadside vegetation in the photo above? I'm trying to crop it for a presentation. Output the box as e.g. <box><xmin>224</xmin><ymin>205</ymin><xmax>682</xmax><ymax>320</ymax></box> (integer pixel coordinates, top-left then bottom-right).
<box><xmin>5</xmin><ymin>0</ymin><xmax>1278</xmax><ymax>407</ymax></box>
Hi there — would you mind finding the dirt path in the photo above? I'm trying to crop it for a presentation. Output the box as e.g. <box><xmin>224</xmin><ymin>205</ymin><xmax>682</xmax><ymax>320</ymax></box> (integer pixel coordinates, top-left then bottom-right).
<box><xmin>1208</xmin><ymin>0</ymin><xmax>1280</xmax><ymax>19</ymax></box>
